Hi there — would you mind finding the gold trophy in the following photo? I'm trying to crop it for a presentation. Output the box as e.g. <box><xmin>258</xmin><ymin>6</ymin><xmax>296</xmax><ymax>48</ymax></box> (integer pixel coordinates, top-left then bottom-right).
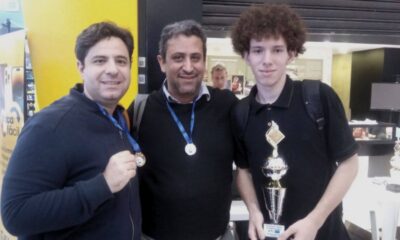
<box><xmin>262</xmin><ymin>121</ymin><xmax>288</xmax><ymax>239</ymax></box>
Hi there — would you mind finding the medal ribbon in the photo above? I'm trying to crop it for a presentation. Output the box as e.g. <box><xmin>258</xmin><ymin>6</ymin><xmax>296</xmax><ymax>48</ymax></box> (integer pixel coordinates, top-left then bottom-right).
<box><xmin>166</xmin><ymin>100</ymin><xmax>196</xmax><ymax>146</ymax></box>
<box><xmin>97</xmin><ymin>105</ymin><xmax>142</xmax><ymax>153</ymax></box>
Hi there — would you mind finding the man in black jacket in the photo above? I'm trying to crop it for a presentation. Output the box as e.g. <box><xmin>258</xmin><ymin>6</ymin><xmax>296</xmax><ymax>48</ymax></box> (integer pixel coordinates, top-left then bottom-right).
<box><xmin>129</xmin><ymin>20</ymin><xmax>237</xmax><ymax>240</ymax></box>
<box><xmin>1</xmin><ymin>21</ymin><xmax>142</xmax><ymax>240</ymax></box>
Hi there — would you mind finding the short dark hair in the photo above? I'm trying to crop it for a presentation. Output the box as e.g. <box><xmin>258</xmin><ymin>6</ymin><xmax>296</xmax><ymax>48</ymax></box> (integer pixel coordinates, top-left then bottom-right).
<box><xmin>158</xmin><ymin>19</ymin><xmax>207</xmax><ymax>60</ymax></box>
<box><xmin>75</xmin><ymin>21</ymin><xmax>134</xmax><ymax>63</ymax></box>
<box><xmin>231</xmin><ymin>4</ymin><xmax>306</xmax><ymax>57</ymax></box>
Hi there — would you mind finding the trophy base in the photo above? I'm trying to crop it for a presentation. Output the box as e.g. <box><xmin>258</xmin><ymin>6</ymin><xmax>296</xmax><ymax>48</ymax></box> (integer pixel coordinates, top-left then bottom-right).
<box><xmin>263</xmin><ymin>223</ymin><xmax>285</xmax><ymax>239</ymax></box>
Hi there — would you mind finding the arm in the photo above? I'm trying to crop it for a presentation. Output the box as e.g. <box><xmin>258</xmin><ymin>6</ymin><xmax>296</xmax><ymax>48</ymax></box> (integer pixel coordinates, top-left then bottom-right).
<box><xmin>237</xmin><ymin>167</ymin><xmax>265</xmax><ymax>240</ymax></box>
<box><xmin>1</xmin><ymin>124</ymin><xmax>114</xmax><ymax>235</ymax></box>
<box><xmin>279</xmin><ymin>153</ymin><xmax>358</xmax><ymax>240</ymax></box>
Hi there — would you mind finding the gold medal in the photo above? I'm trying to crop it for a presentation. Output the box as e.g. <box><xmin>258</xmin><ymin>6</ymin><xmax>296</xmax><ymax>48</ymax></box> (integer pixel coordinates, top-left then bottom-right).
<box><xmin>135</xmin><ymin>152</ymin><xmax>146</xmax><ymax>167</ymax></box>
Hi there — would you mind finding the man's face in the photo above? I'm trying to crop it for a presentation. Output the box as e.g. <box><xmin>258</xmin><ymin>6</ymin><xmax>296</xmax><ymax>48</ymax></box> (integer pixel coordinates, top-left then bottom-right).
<box><xmin>158</xmin><ymin>35</ymin><xmax>205</xmax><ymax>102</ymax></box>
<box><xmin>211</xmin><ymin>70</ymin><xmax>227</xmax><ymax>89</ymax></box>
<box><xmin>245</xmin><ymin>36</ymin><xmax>294</xmax><ymax>89</ymax></box>
<box><xmin>78</xmin><ymin>37</ymin><xmax>131</xmax><ymax>110</ymax></box>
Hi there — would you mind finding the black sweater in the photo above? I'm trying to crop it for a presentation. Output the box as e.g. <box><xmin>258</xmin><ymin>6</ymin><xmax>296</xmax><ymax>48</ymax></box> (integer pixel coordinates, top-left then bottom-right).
<box><xmin>1</xmin><ymin>84</ymin><xmax>141</xmax><ymax>240</ymax></box>
<box><xmin>130</xmin><ymin>87</ymin><xmax>237</xmax><ymax>240</ymax></box>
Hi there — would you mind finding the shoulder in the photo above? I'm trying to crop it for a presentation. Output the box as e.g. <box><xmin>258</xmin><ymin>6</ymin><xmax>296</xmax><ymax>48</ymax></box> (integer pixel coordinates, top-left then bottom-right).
<box><xmin>146</xmin><ymin>89</ymin><xmax>164</xmax><ymax>104</ymax></box>
<box><xmin>26</xmin><ymin>95</ymin><xmax>79</xmax><ymax>132</ymax></box>
<box><xmin>231</xmin><ymin>95</ymin><xmax>251</xmax><ymax>122</ymax></box>
<box><xmin>298</xmin><ymin>80</ymin><xmax>339</xmax><ymax>101</ymax></box>
<box><xmin>318</xmin><ymin>81</ymin><xmax>336</xmax><ymax>94</ymax></box>
<box><xmin>316</xmin><ymin>81</ymin><xmax>342</xmax><ymax>104</ymax></box>
<box><xmin>208</xmin><ymin>86</ymin><xmax>238</xmax><ymax>104</ymax></box>
<box><xmin>233</xmin><ymin>95</ymin><xmax>251</xmax><ymax>110</ymax></box>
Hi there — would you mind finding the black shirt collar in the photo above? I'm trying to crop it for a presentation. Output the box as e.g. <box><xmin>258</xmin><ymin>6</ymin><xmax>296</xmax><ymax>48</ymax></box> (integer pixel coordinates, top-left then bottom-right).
<box><xmin>249</xmin><ymin>75</ymin><xmax>294</xmax><ymax>114</ymax></box>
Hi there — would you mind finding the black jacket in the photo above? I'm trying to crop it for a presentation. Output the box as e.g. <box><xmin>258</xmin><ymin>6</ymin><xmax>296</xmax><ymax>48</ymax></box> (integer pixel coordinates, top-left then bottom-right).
<box><xmin>1</xmin><ymin>84</ymin><xmax>141</xmax><ymax>240</ymax></box>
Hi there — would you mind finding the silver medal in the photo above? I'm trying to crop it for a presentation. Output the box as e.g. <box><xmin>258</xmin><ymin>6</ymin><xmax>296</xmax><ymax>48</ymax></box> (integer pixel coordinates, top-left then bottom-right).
<box><xmin>135</xmin><ymin>152</ymin><xmax>146</xmax><ymax>167</ymax></box>
<box><xmin>185</xmin><ymin>143</ymin><xmax>197</xmax><ymax>156</ymax></box>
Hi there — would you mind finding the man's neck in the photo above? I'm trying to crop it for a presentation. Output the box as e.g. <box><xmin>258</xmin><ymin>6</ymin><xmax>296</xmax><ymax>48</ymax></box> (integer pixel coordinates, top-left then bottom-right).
<box><xmin>103</xmin><ymin>105</ymin><xmax>117</xmax><ymax>115</ymax></box>
<box><xmin>165</xmin><ymin>82</ymin><xmax>200</xmax><ymax>104</ymax></box>
<box><xmin>83</xmin><ymin>89</ymin><xmax>117</xmax><ymax>114</ymax></box>
<box><xmin>169</xmin><ymin>92</ymin><xmax>197</xmax><ymax>104</ymax></box>
<box><xmin>255</xmin><ymin>76</ymin><xmax>286</xmax><ymax>105</ymax></box>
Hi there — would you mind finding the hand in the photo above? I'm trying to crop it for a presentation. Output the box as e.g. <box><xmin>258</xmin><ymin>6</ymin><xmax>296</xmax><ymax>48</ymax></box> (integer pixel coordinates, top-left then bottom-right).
<box><xmin>103</xmin><ymin>150</ymin><xmax>137</xmax><ymax>193</ymax></box>
<box><xmin>278</xmin><ymin>217</ymin><xmax>319</xmax><ymax>240</ymax></box>
<box><xmin>248</xmin><ymin>210</ymin><xmax>265</xmax><ymax>240</ymax></box>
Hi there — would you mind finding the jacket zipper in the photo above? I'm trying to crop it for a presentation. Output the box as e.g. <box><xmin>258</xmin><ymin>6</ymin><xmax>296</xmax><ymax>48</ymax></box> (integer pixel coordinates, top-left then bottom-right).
<box><xmin>129</xmin><ymin>191</ymin><xmax>135</xmax><ymax>240</ymax></box>
<box><xmin>121</xmin><ymin>130</ymin><xmax>135</xmax><ymax>240</ymax></box>
<box><xmin>128</xmin><ymin>181</ymin><xmax>134</xmax><ymax>240</ymax></box>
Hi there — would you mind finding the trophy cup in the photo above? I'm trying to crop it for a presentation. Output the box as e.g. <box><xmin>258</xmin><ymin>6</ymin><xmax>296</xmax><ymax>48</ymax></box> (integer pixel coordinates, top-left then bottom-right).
<box><xmin>390</xmin><ymin>139</ymin><xmax>400</xmax><ymax>179</ymax></box>
<box><xmin>387</xmin><ymin>139</ymin><xmax>400</xmax><ymax>194</ymax></box>
<box><xmin>262</xmin><ymin>121</ymin><xmax>288</xmax><ymax>239</ymax></box>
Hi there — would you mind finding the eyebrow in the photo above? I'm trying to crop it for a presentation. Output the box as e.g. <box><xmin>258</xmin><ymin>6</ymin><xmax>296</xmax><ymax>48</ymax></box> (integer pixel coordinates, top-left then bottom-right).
<box><xmin>90</xmin><ymin>55</ymin><xmax>129</xmax><ymax>60</ymax></box>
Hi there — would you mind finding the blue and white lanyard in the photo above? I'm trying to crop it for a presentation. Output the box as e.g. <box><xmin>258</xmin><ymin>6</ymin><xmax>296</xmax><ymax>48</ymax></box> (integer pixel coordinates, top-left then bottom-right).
<box><xmin>97</xmin><ymin>105</ymin><xmax>142</xmax><ymax>153</ymax></box>
<box><xmin>166</xmin><ymin>100</ymin><xmax>196</xmax><ymax>146</ymax></box>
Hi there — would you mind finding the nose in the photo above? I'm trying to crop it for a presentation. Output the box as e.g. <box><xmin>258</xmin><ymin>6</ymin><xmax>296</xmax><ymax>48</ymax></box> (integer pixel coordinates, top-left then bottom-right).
<box><xmin>261</xmin><ymin>50</ymin><xmax>272</xmax><ymax>66</ymax></box>
<box><xmin>182</xmin><ymin>58</ymin><xmax>194</xmax><ymax>73</ymax></box>
<box><xmin>105</xmin><ymin>60</ymin><xmax>118</xmax><ymax>75</ymax></box>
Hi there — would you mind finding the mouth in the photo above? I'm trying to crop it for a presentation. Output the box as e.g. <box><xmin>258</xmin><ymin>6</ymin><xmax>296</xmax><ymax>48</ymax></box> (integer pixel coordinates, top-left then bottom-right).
<box><xmin>259</xmin><ymin>69</ymin><xmax>275</xmax><ymax>74</ymax></box>
<box><xmin>100</xmin><ymin>80</ymin><xmax>122</xmax><ymax>85</ymax></box>
<box><xmin>178</xmin><ymin>75</ymin><xmax>198</xmax><ymax>80</ymax></box>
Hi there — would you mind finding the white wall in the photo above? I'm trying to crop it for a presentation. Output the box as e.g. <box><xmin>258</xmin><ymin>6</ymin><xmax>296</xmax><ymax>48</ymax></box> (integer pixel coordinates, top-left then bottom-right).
<box><xmin>207</xmin><ymin>38</ymin><xmax>333</xmax><ymax>85</ymax></box>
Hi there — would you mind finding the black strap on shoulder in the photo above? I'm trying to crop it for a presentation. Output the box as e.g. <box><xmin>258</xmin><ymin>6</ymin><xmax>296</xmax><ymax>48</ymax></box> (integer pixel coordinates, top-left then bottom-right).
<box><xmin>233</xmin><ymin>96</ymin><xmax>251</xmax><ymax>139</ymax></box>
<box><xmin>234</xmin><ymin>80</ymin><xmax>325</xmax><ymax>137</ymax></box>
<box><xmin>302</xmin><ymin>79</ymin><xmax>325</xmax><ymax>130</ymax></box>
<box><xmin>132</xmin><ymin>94</ymin><xmax>149</xmax><ymax>138</ymax></box>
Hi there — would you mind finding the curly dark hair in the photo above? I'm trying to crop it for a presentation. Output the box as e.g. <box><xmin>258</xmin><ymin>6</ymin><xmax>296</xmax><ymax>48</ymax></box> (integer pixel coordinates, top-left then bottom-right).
<box><xmin>231</xmin><ymin>4</ymin><xmax>306</xmax><ymax>57</ymax></box>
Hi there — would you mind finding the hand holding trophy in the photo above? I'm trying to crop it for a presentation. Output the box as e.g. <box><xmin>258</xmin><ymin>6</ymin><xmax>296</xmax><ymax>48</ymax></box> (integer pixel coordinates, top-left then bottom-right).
<box><xmin>262</xmin><ymin>121</ymin><xmax>288</xmax><ymax>240</ymax></box>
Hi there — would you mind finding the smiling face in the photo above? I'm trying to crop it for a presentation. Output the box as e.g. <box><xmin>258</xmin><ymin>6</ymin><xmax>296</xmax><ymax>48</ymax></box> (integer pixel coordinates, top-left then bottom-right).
<box><xmin>78</xmin><ymin>37</ymin><xmax>131</xmax><ymax>112</ymax></box>
<box><xmin>158</xmin><ymin>34</ymin><xmax>205</xmax><ymax>103</ymax></box>
<box><xmin>245</xmin><ymin>36</ymin><xmax>294</xmax><ymax>90</ymax></box>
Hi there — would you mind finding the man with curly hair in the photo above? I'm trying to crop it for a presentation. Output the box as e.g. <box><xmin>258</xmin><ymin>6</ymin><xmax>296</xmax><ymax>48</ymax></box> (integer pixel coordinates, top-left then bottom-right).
<box><xmin>231</xmin><ymin>4</ymin><xmax>358</xmax><ymax>240</ymax></box>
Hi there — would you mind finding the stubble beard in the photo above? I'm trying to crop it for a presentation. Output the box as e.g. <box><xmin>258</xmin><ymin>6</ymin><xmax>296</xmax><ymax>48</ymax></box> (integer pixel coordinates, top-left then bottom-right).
<box><xmin>170</xmin><ymin>77</ymin><xmax>203</xmax><ymax>102</ymax></box>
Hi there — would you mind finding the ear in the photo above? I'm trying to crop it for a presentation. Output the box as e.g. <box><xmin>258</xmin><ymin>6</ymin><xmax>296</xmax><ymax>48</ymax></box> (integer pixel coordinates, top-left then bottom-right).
<box><xmin>287</xmin><ymin>51</ymin><xmax>296</xmax><ymax>64</ymax></box>
<box><xmin>243</xmin><ymin>51</ymin><xmax>250</xmax><ymax>64</ymax></box>
<box><xmin>157</xmin><ymin>55</ymin><xmax>166</xmax><ymax>73</ymax></box>
<box><xmin>77</xmin><ymin>60</ymin><xmax>85</xmax><ymax>77</ymax></box>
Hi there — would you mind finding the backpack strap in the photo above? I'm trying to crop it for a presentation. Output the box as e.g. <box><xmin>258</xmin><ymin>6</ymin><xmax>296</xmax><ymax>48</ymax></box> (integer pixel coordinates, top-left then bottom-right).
<box><xmin>233</xmin><ymin>96</ymin><xmax>251</xmax><ymax>139</ymax></box>
<box><xmin>302</xmin><ymin>80</ymin><xmax>325</xmax><ymax>130</ymax></box>
<box><xmin>234</xmin><ymin>80</ymin><xmax>325</xmax><ymax>137</ymax></box>
<box><xmin>132</xmin><ymin>94</ymin><xmax>149</xmax><ymax>138</ymax></box>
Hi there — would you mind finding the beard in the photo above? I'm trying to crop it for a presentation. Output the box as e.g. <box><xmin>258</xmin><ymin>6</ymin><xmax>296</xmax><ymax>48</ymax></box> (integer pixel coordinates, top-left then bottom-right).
<box><xmin>168</xmin><ymin>77</ymin><xmax>203</xmax><ymax>102</ymax></box>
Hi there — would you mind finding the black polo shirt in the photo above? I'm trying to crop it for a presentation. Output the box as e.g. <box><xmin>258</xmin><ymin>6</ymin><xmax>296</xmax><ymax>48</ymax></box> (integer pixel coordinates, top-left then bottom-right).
<box><xmin>234</xmin><ymin>76</ymin><xmax>357</xmax><ymax>240</ymax></box>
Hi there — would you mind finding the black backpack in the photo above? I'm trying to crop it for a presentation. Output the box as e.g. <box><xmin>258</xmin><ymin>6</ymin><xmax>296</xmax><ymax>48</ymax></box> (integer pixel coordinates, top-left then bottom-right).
<box><xmin>131</xmin><ymin>94</ymin><xmax>149</xmax><ymax>139</ymax></box>
<box><xmin>233</xmin><ymin>79</ymin><xmax>325</xmax><ymax>139</ymax></box>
